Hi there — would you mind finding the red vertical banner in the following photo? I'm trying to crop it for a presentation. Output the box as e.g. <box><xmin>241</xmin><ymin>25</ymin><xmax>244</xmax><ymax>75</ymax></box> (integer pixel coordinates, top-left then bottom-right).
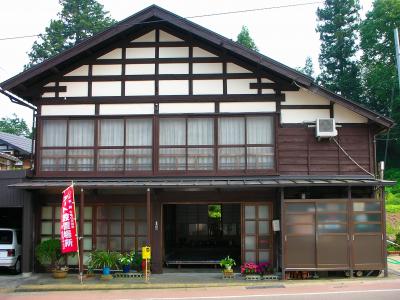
<box><xmin>60</xmin><ymin>185</ymin><xmax>78</xmax><ymax>253</ymax></box>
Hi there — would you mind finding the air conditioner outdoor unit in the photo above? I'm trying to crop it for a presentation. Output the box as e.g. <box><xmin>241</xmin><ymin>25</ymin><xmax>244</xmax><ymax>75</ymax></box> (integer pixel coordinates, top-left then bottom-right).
<box><xmin>316</xmin><ymin>118</ymin><xmax>338</xmax><ymax>139</ymax></box>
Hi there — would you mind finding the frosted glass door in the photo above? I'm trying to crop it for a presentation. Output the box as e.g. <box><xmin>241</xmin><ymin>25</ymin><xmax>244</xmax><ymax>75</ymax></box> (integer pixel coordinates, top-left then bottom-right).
<box><xmin>242</xmin><ymin>204</ymin><xmax>272</xmax><ymax>264</ymax></box>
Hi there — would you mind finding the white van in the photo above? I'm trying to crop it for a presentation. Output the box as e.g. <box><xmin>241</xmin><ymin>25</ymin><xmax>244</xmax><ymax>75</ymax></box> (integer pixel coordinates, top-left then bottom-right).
<box><xmin>0</xmin><ymin>228</ymin><xmax>22</xmax><ymax>274</ymax></box>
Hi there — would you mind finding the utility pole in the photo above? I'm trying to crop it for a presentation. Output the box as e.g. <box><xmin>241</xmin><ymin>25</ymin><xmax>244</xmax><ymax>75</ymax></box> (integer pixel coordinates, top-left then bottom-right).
<box><xmin>394</xmin><ymin>28</ymin><xmax>400</xmax><ymax>87</ymax></box>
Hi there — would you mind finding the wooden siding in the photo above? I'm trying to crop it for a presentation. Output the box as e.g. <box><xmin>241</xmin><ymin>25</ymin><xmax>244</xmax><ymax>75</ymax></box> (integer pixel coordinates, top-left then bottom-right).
<box><xmin>278</xmin><ymin>125</ymin><xmax>373</xmax><ymax>175</ymax></box>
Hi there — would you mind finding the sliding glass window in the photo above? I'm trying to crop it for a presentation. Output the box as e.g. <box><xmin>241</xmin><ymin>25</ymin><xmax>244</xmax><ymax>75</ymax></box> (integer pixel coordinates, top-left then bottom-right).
<box><xmin>159</xmin><ymin>117</ymin><xmax>214</xmax><ymax>171</ymax></box>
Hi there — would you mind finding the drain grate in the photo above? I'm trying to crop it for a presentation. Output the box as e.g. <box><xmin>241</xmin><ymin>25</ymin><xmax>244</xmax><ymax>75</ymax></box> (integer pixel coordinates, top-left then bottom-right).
<box><xmin>246</xmin><ymin>284</ymin><xmax>285</xmax><ymax>289</ymax></box>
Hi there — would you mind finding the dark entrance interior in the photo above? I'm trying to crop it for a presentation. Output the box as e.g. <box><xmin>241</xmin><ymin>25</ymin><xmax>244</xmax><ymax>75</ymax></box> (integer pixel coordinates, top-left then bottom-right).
<box><xmin>164</xmin><ymin>204</ymin><xmax>241</xmax><ymax>267</ymax></box>
<box><xmin>0</xmin><ymin>207</ymin><xmax>22</xmax><ymax>229</ymax></box>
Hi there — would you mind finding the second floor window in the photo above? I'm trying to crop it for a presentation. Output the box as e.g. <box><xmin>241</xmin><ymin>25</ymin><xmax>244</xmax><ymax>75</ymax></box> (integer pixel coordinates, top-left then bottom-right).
<box><xmin>39</xmin><ymin>115</ymin><xmax>274</xmax><ymax>174</ymax></box>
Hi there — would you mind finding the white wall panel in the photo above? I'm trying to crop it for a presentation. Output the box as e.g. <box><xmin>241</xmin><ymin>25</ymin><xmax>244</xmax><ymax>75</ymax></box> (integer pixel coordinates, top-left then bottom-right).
<box><xmin>159</xmin><ymin>47</ymin><xmax>189</xmax><ymax>58</ymax></box>
<box><xmin>193</xmin><ymin>63</ymin><xmax>223</xmax><ymax>74</ymax></box>
<box><xmin>132</xmin><ymin>30</ymin><xmax>155</xmax><ymax>42</ymax></box>
<box><xmin>193</xmin><ymin>47</ymin><xmax>217</xmax><ymax>57</ymax></box>
<box><xmin>159</xmin><ymin>103</ymin><xmax>214</xmax><ymax>114</ymax></box>
<box><xmin>281</xmin><ymin>109</ymin><xmax>330</xmax><ymax>123</ymax></box>
<box><xmin>334</xmin><ymin>104</ymin><xmax>367</xmax><ymax>123</ymax></box>
<box><xmin>284</xmin><ymin>90</ymin><xmax>330</xmax><ymax>105</ymax></box>
<box><xmin>97</xmin><ymin>48</ymin><xmax>122</xmax><ymax>59</ymax></box>
<box><xmin>220</xmin><ymin>102</ymin><xmax>276</xmax><ymax>113</ymax></box>
<box><xmin>159</xmin><ymin>63</ymin><xmax>189</xmax><ymax>74</ymax></box>
<box><xmin>193</xmin><ymin>80</ymin><xmax>223</xmax><ymax>95</ymax></box>
<box><xmin>227</xmin><ymin>79</ymin><xmax>257</xmax><ymax>94</ymax></box>
<box><xmin>126</xmin><ymin>64</ymin><xmax>155</xmax><ymax>75</ymax></box>
<box><xmin>92</xmin><ymin>64</ymin><xmax>122</xmax><ymax>76</ymax></box>
<box><xmin>92</xmin><ymin>81</ymin><xmax>121</xmax><ymax>96</ymax></box>
<box><xmin>159</xmin><ymin>80</ymin><xmax>188</xmax><ymax>95</ymax></box>
<box><xmin>41</xmin><ymin>104</ymin><xmax>95</xmax><ymax>116</ymax></box>
<box><xmin>100</xmin><ymin>103</ymin><xmax>154</xmax><ymax>115</ymax></box>
<box><xmin>159</xmin><ymin>30</ymin><xmax>183</xmax><ymax>42</ymax></box>
<box><xmin>227</xmin><ymin>63</ymin><xmax>252</xmax><ymax>73</ymax></box>
<box><xmin>41</xmin><ymin>92</ymin><xmax>55</xmax><ymax>98</ymax></box>
<box><xmin>42</xmin><ymin>82</ymin><xmax>55</xmax><ymax>98</ymax></box>
<box><xmin>125</xmin><ymin>81</ymin><xmax>155</xmax><ymax>96</ymax></box>
<box><xmin>126</xmin><ymin>47</ymin><xmax>155</xmax><ymax>59</ymax></box>
<box><xmin>59</xmin><ymin>82</ymin><xmax>88</xmax><ymax>97</ymax></box>
<box><xmin>64</xmin><ymin>65</ymin><xmax>88</xmax><ymax>76</ymax></box>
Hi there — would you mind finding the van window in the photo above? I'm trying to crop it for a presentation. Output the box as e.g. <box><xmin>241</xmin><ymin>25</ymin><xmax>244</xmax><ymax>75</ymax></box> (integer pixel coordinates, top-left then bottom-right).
<box><xmin>0</xmin><ymin>230</ymin><xmax>13</xmax><ymax>244</ymax></box>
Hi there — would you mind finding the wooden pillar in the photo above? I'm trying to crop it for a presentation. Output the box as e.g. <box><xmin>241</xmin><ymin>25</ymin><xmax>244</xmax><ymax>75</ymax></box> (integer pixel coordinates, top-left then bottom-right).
<box><xmin>79</xmin><ymin>188</ymin><xmax>84</xmax><ymax>277</ymax></box>
<box><xmin>22</xmin><ymin>192</ymin><xmax>33</xmax><ymax>274</ymax></box>
<box><xmin>146</xmin><ymin>188</ymin><xmax>151</xmax><ymax>245</ymax></box>
<box><xmin>280</xmin><ymin>187</ymin><xmax>285</xmax><ymax>280</ymax></box>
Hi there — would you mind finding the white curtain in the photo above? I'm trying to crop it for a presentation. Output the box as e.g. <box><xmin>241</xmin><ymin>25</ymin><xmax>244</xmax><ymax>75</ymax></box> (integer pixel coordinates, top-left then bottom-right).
<box><xmin>218</xmin><ymin>117</ymin><xmax>245</xmax><ymax>169</ymax></box>
<box><xmin>68</xmin><ymin>120</ymin><xmax>94</xmax><ymax>147</ymax></box>
<box><xmin>100</xmin><ymin>119</ymin><xmax>124</xmax><ymax>146</ymax></box>
<box><xmin>41</xmin><ymin>120</ymin><xmax>67</xmax><ymax>171</ymax></box>
<box><xmin>187</xmin><ymin>118</ymin><xmax>214</xmax><ymax>170</ymax></box>
<box><xmin>246</xmin><ymin>116</ymin><xmax>273</xmax><ymax>144</ymax></box>
<box><xmin>126</xmin><ymin>119</ymin><xmax>152</xmax><ymax>146</ymax></box>
<box><xmin>68</xmin><ymin>120</ymin><xmax>95</xmax><ymax>171</ymax></box>
<box><xmin>42</xmin><ymin>120</ymin><xmax>67</xmax><ymax>147</ymax></box>
<box><xmin>218</xmin><ymin>147</ymin><xmax>245</xmax><ymax>169</ymax></box>
<box><xmin>246</xmin><ymin>117</ymin><xmax>274</xmax><ymax>169</ymax></box>
<box><xmin>218</xmin><ymin>117</ymin><xmax>245</xmax><ymax>145</ymax></box>
<box><xmin>99</xmin><ymin>119</ymin><xmax>124</xmax><ymax>171</ymax></box>
<box><xmin>126</xmin><ymin>119</ymin><xmax>152</xmax><ymax>171</ymax></box>
<box><xmin>187</xmin><ymin>118</ymin><xmax>213</xmax><ymax>145</ymax></box>
<box><xmin>159</xmin><ymin>118</ymin><xmax>186</xmax><ymax>170</ymax></box>
<box><xmin>159</xmin><ymin>118</ymin><xmax>185</xmax><ymax>145</ymax></box>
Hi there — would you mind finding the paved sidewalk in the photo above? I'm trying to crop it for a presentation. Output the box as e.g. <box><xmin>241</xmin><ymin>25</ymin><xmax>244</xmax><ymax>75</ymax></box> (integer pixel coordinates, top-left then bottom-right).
<box><xmin>1</xmin><ymin>259</ymin><xmax>399</xmax><ymax>293</ymax></box>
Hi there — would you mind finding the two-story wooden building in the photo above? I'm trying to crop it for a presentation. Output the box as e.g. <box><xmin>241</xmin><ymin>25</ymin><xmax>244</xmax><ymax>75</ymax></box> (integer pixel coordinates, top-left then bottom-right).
<box><xmin>0</xmin><ymin>5</ymin><xmax>394</xmax><ymax>277</ymax></box>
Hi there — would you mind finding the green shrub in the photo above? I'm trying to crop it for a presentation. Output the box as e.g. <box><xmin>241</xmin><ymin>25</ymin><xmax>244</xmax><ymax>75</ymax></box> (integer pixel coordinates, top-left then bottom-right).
<box><xmin>386</xmin><ymin>205</ymin><xmax>400</xmax><ymax>213</ymax></box>
<box><xmin>35</xmin><ymin>239</ymin><xmax>65</xmax><ymax>270</ymax></box>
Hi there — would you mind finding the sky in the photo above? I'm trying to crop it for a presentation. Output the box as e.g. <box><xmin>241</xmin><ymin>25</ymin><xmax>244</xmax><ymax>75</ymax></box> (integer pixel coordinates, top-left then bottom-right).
<box><xmin>0</xmin><ymin>0</ymin><xmax>374</xmax><ymax>127</ymax></box>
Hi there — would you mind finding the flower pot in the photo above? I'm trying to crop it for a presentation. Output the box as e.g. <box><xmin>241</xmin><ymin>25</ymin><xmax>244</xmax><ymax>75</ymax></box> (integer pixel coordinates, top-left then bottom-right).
<box><xmin>52</xmin><ymin>269</ymin><xmax>68</xmax><ymax>279</ymax></box>
<box><xmin>122</xmin><ymin>265</ymin><xmax>131</xmax><ymax>273</ymax></box>
<box><xmin>103</xmin><ymin>266</ymin><xmax>111</xmax><ymax>275</ymax></box>
<box><xmin>225</xmin><ymin>265</ymin><xmax>232</xmax><ymax>271</ymax></box>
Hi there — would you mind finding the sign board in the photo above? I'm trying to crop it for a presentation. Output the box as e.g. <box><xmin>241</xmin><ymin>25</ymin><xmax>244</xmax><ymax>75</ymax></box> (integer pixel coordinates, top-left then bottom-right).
<box><xmin>272</xmin><ymin>219</ymin><xmax>280</xmax><ymax>232</ymax></box>
<box><xmin>142</xmin><ymin>246</ymin><xmax>151</xmax><ymax>260</ymax></box>
<box><xmin>60</xmin><ymin>185</ymin><xmax>78</xmax><ymax>253</ymax></box>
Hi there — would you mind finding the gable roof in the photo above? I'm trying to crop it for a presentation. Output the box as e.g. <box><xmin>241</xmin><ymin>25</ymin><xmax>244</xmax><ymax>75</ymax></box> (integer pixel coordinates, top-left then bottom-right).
<box><xmin>0</xmin><ymin>132</ymin><xmax>32</xmax><ymax>155</ymax></box>
<box><xmin>0</xmin><ymin>5</ymin><xmax>394</xmax><ymax>128</ymax></box>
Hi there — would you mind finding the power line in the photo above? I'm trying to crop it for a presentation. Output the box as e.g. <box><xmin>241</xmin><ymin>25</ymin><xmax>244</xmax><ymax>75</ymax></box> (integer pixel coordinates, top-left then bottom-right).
<box><xmin>0</xmin><ymin>1</ymin><xmax>322</xmax><ymax>42</ymax></box>
<box><xmin>0</xmin><ymin>34</ymin><xmax>39</xmax><ymax>41</ymax></box>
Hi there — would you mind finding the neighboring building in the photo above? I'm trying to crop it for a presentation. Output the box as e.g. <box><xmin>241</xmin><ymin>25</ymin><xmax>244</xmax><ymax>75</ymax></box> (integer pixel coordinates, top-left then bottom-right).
<box><xmin>0</xmin><ymin>152</ymin><xmax>21</xmax><ymax>170</ymax></box>
<box><xmin>0</xmin><ymin>5</ymin><xmax>395</xmax><ymax>276</ymax></box>
<box><xmin>0</xmin><ymin>132</ymin><xmax>32</xmax><ymax>170</ymax></box>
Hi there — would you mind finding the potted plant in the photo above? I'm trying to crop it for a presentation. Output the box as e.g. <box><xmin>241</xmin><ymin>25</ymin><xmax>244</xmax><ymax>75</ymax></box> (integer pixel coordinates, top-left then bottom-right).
<box><xmin>119</xmin><ymin>253</ymin><xmax>132</xmax><ymax>273</ymax></box>
<box><xmin>240</xmin><ymin>262</ymin><xmax>261</xmax><ymax>280</ymax></box>
<box><xmin>35</xmin><ymin>239</ymin><xmax>72</xmax><ymax>279</ymax></box>
<box><xmin>130</xmin><ymin>251</ymin><xmax>142</xmax><ymax>272</ymax></box>
<box><xmin>220</xmin><ymin>256</ymin><xmax>236</xmax><ymax>271</ymax></box>
<box><xmin>88</xmin><ymin>250</ymin><xmax>119</xmax><ymax>279</ymax></box>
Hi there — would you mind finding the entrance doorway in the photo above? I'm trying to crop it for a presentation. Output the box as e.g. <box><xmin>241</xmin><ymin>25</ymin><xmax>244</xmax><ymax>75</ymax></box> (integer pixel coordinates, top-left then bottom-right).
<box><xmin>163</xmin><ymin>204</ymin><xmax>241</xmax><ymax>268</ymax></box>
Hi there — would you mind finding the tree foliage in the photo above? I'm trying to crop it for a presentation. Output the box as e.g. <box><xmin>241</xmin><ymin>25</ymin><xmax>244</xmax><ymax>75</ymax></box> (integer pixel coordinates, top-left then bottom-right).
<box><xmin>236</xmin><ymin>26</ymin><xmax>258</xmax><ymax>51</ymax></box>
<box><xmin>297</xmin><ymin>56</ymin><xmax>314</xmax><ymax>78</ymax></box>
<box><xmin>360</xmin><ymin>0</ymin><xmax>400</xmax><ymax>168</ymax></box>
<box><xmin>25</xmin><ymin>0</ymin><xmax>116</xmax><ymax>69</ymax></box>
<box><xmin>0</xmin><ymin>114</ymin><xmax>31</xmax><ymax>138</ymax></box>
<box><xmin>316</xmin><ymin>0</ymin><xmax>362</xmax><ymax>102</ymax></box>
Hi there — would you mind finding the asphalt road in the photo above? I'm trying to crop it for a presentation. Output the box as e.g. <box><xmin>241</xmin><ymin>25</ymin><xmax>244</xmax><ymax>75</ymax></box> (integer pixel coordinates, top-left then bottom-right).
<box><xmin>1</xmin><ymin>280</ymin><xmax>400</xmax><ymax>300</ymax></box>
